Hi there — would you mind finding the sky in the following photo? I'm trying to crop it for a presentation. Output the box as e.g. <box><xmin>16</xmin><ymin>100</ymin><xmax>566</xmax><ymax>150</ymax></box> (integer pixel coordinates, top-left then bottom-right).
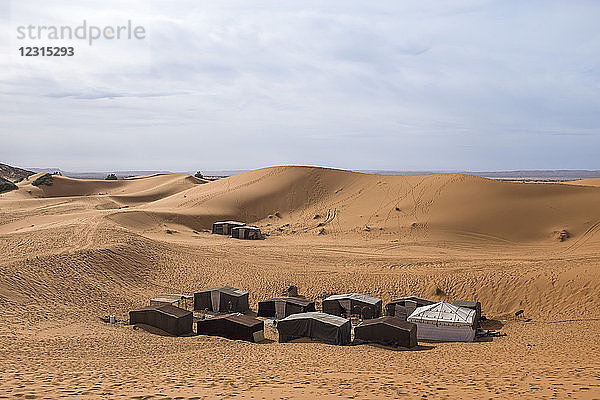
<box><xmin>1</xmin><ymin>1</ymin><xmax>599</xmax><ymax>172</ymax></box>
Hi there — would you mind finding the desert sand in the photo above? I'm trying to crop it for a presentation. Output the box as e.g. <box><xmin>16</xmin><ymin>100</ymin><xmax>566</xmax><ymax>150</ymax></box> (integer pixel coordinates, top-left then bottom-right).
<box><xmin>1</xmin><ymin>166</ymin><xmax>600</xmax><ymax>399</ymax></box>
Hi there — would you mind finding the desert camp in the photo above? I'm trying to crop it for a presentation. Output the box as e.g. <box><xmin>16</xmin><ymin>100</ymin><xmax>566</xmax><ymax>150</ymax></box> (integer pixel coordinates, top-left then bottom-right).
<box><xmin>211</xmin><ymin>221</ymin><xmax>245</xmax><ymax>235</ymax></box>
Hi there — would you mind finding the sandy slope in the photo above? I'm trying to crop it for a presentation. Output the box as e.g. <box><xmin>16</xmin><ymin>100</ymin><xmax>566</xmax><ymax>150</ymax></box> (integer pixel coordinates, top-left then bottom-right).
<box><xmin>1</xmin><ymin>166</ymin><xmax>599</xmax><ymax>398</ymax></box>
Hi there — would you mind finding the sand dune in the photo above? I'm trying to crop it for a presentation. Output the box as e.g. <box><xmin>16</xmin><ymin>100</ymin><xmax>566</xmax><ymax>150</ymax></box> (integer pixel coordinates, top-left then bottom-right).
<box><xmin>1</xmin><ymin>166</ymin><xmax>599</xmax><ymax>398</ymax></box>
<box><xmin>102</xmin><ymin>166</ymin><xmax>600</xmax><ymax>247</ymax></box>
<box><xmin>566</xmin><ymin>178</ymin><xmax>600</xmax><ymax>188</ymax></box>
<box><xmin>11</xmin><ymin>173</ymin><xmax>205</xmax><ymax>204</ymax></box>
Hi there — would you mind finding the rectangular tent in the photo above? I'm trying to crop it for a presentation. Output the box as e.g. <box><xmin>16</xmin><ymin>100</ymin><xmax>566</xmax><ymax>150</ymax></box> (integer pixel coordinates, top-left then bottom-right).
<box><xmin>276</xmin><ymin>312</ymin><xmax>351</xmax><ymax>345</ymax></box>
<box><xmin>385</xmin><ymin>296</ymin><xmax>436</xmax><ymax>320</ymax></box>
<box><xmin>257</xmin><ymin>297</ymin><xmax>316</xmax><ymax>319</ymax></box>
<box><xmin>407</xmin><ymin>302</ymin><xmax>476</xmax><ymax>342</ymax></box>
<box><xmin>353</xmin><ymin>317</ymin><xmax>418</xmax><ymax>348</ymax></box>
<box><xmin>231</xmin><ymin>226</ymin><xmax>263</xmax><ymax>240</ymax></box>
<box><xmin>322</xmin><ymin>293</ymin><xmax>382</xmax><ymax>319</ymax></box>
<box><xmin>129</xmin><ymin>304</ymin><xmax>193</xmax><ymax>336</ymax></box>
<box><xmin>212</xmin><ymin>221</ymin><xmax>246</xmax><ymax>235</ymax></box>
<box><xmin>197</xmin><ymin>313</ymin><xmax>264</xmax><ymax>342</ymax></box>
<box><xmin>194</xmin><ymin>286</ymin><xmax>249</xmax><ymax>313</ymax></box>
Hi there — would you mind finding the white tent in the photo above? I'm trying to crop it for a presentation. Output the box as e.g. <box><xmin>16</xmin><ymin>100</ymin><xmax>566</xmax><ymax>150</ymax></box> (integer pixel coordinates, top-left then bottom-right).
<box><xmin>407</xmin><ymin>302</ymin><xmax>476</xmax><ymax>342</ymax></box>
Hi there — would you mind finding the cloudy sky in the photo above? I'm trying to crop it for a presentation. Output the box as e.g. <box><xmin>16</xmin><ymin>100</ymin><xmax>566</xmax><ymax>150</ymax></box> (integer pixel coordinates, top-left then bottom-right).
<box><xmin>1</xmin><ymin>1</ymin><xmax>599</xmax><ymax>172</ymax></box>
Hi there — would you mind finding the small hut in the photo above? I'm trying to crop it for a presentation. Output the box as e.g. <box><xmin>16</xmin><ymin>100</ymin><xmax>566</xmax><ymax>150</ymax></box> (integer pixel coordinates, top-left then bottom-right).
<box><xmin>231</xmin><ymin>226</ymin><xmax>263</xmax><ymax>240</ymax></box>
<box><xmin>258</xmin><ymin>297</ymin><xmax>316</xmax><ymax>319</ymax></box>
<box><xmin>322</xmin><ymin>293</ymin><xmax>382</xmax><ymax>319</ymax></box>
<box><xmin>129</xmin><ymin>304</ymin><xmax>192</xmax><ymax>336</ymax></box>
<box><xmin>194</xmin><ymin>286</ymin><xmax>249</xmax><ymax>313</ymax></box>
<box><xmin>276</xmin><ymin>312</ymin><xmax>351</xmax><ymax>345</ymax></box>
<box><xmin>212</xmin><ymin>221</ymin><xmax>245</xmax><ymax>235</ymax></box>
<box><xmin>385</xmin><ymin>296</ymin><xmax>435</xmax><ymax>320</ymax></box>
<box><xmin>407</xmin><ymin>302</ymin><xmax>476</xmax><ymax>342</ymax></box>
<box><xmin>197</xmin><ymin>313</ymin><xmax>264</xmax><ymax>342</ymax></box>
<box><xmin>354</xmin><ymin>317</ymin><xmax>418</xmax><ymax>348</ymax></box>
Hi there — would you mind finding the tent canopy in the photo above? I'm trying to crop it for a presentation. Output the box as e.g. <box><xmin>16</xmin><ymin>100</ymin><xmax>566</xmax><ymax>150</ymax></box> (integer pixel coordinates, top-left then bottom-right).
<box><xmin>129</xmin><ymin>304</ymin><xmax>193</xmax><ymax>336</ymax></box>
<box><xmin>197</xmin><ymin>313</ymin><xmax>264</xmax><ymax>342</ymax></box>
<box><xmin>354</xmin><ymin>316</ymin><xmax>417</xmax><ymax>347</ymax></box>
<box><xmin>276</xmin><ymin>312</ymin><xmax>351</xmax><ymax>345</ymax></box>
<box><xmin>194</xmin><ymin>286</ymin><xmax>249</xmax><ymax>312</ymax></box>
<box><xmin>408</xmin><ymin>302</ymin><xmax>475</xmax><ymax>327</ymax></box>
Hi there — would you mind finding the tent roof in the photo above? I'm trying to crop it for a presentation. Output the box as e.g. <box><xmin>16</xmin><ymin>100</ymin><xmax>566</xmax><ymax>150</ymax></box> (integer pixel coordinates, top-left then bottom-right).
<box><xmin>213</xmin><ymin>221</ymin><xmax>246</xmax><ymax>225</ymax></box>
<box><xmin>196</xmin><ymin>286</ymin><xmax>248</xmax><ymax>297</ymax></box>
<box><xmin>232</xmin><ymin>225</ymin><xmax>261</xmax><ymax>231</ymax></box>
<box><xmin>357</xmin><ymin>316</ymin><xmax>416</xmax><ymax>331</ymax></box>
<box><xmin>132</xmin><ymin>304</ymin><xmax>191</xmax><ymax>318</ymax></box>
<box><xmin>205</xmin><ymin>313</ymin><xmax>263</xmax><ymax>328</ymax></box>
<box><xmin>261</xmin><ymin>297</ymin><xmax>313</xmax><ymax>307</ymax></box>
<box><xmin>407</xmin><ymin>302</ymin><xmax>475</xmax><ymax>326</ymax></box>
<box><xmin>325</xmin><ymin>293</ymin><xmax>381</xmax><ymax>305</ymax></box>
<box><xmin>280</xmin><ymin>312</ymin><xmax>349</xmax><ymax>327</ymax></box>
<box><xmin>452</xmin><ymin>300</ymin><xmax>481</xmax><ymax>308</ymax></box>
<box><xmin>389</xmin><ymin>296</ymin><xmax>435</xmax><ymax>305</ymax></box>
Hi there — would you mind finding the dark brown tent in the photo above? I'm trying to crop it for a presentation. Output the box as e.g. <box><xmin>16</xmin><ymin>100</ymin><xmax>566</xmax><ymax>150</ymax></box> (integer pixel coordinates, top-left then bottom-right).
<box><xmin>212</xmin><ymin>221</ymin><xmax>245</xmax><ymax>235</ymax></box>
<box><xmin>353</xmin><ymin>317</ymin><xmax>417</xmax><ymax>348</ymax></box>
<box><xmin>276</xmin><ymin>312</ymin><xmax>351</xmax><ymax>345</ymax></box>
<box><xmin>129</xmin><ymin>304</ymin><xmax>192</xmax><ymax>336</ymax></box>
<box><xmin>385</xmin><ymin>296</ymin><xmax>435</xmax><ymax>320</ymax></box>
<box><xmin>322</xmin><ymin>293</ymin><xmax>382</xmax><ymax>319</ymax></box>
<box><xmin>197</xmin><ymin>313</ymin><xmax>264</xmax><ymax>342</ymax></box>
<box><xmin>194</xmin><ymin>286</ymin><xmax>249</xmax><ymax>313</ymax></box>
<box><xmin>257</xmin><ymin>297</ymin><xmax>316</xmax><ymax>319</ymax></box>
<box><xmin>231</xmin><ymin>226</ymin><xmax>263</xmax><ymax>240</ymax></box>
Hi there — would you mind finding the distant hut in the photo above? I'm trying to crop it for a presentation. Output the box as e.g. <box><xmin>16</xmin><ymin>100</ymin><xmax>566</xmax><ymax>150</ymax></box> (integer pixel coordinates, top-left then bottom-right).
<box><xmin>322</xmin><ymin>293</ymin><xmax>382</xmax><ymax>319</ymax></box>
<box><xmin>257</xmin><ymin>297</ymin><xmax>316</xmax><ymax>319</ymax></box>
<box><xmin>354</xmin><ymin>317</ymin><xmax>418</xmax><ymax>348</ymax></box>
<box><xmin>212</xmin><ymin>221</ymin><xmax>245</xmax><ymax>235</ymax></box>
<box><xmin>197</xmin><ymin>314</ymin><xmax>264</xmax><ymax>342</ymax></box>
<box><xmin>276</xmin><ymin>312</ymin><xmax>351</xmax><ymax>345</ymax></box>
<box><xmin>231</xmin><ymin>226</ymin><xmax>263</xmax><ymax>240</ymax></box>
<box><xmin>385</xmin><ymin>296</ymin><xmax>435</xmax><ymax>320</ymax></box>
<box><xmin>407</xmin><ymin>302</ymin><xmax>476</xmax><ymax>342</ymax></box>
<box><xmin>194</xmin><ymin>286</ymin><xmax>249</xmax><ymax>313</ymax></box>
<box><xmin>452</xmin><ymin>300</ymin><xmax>482</xmax><ymax>324</ymax></box>
<box><xmin>129</xmin><ymin>304</ymin><xmax>193</xmax><ymax>336</ymax></box>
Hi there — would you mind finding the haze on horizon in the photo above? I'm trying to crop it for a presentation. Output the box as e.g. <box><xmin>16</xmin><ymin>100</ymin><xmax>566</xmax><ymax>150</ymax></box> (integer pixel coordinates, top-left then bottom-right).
<box><xmin>1</xmin><ymin>1</ymin><xmax>599</xmax><ymax>172</ymax></box>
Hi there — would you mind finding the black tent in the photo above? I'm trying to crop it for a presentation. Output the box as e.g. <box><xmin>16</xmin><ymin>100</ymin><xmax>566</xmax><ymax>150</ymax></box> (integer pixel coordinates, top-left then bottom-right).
<box><xmin>231</xmin><ymin>226</ymin><xmax>263</xmax><ymax>240</ymax></box>
<box><xmin>322</xmin><ymin>293</ymin><xmax>382</xmax><ymax>319</ymax></box>
<box><xmin>257</xmin><ymin>297</ymin><xmax>316</xmax><ymax>319</ymax></box>
<box><xmin>212</xmin><ymin>221</ymin><xmax>245</xmax><ymax>235</ymax></box>
<box><xmin>385</xmin><ymin>296</ymin><xmax>435</xmax><ymax>320</ymax></box>
<box><xmin>194</xmin><ymin>286</ymin><xmax>249</xmax><ymax>313</ymax></box>
<box><xmin>276</xmin><ymin>312</ymin><xmax>351</xmax><ymax>345</ymax></box>
<box><xmin>197</xmin><ymin>313</ymin><xmax>264</xmax><ymax>342</ymax></box>
<box><xmin>354</xmin><ymin>316</ymin><xmax>417</xmax><ymax>348</ymax></box>
<box><xmin>129</xmin><ymin>304</ymin><xmax>192</xmax><ymax>336</ymax></box>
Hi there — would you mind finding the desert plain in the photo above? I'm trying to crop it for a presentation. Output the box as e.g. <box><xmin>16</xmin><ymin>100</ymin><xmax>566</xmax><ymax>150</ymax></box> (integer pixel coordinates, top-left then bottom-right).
<box><xmin>1</xmin><ymin>165</ymin><xmax>600</xmax><ymax>399</ymax></box>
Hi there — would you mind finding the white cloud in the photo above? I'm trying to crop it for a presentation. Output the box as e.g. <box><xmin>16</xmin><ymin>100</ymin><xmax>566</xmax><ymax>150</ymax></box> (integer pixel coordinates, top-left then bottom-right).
<box><xmin>1</xmin><ymin>0</ymin><xmax>599</xmax><ymax>171</ymax></box>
